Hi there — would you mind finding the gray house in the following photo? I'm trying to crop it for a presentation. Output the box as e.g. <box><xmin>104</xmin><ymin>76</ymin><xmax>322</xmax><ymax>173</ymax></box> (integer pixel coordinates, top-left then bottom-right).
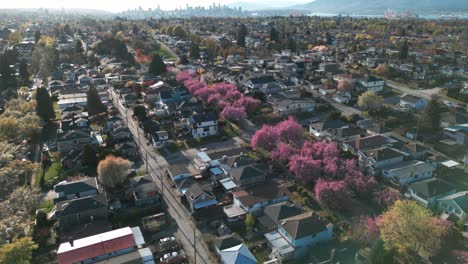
<box><xmin>409</xmin><ymin>178</ymin><xmax>456</xmax><ymax>209</ymax></box>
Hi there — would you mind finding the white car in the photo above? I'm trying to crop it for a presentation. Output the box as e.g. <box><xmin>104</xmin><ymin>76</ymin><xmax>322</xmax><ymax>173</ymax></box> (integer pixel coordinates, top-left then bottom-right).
<box><xmin>159</xmin><ymin>237</ymin><xmax>176</xmax><ymax>247</ymax></box>
<box><xmin>160</xmin><ymin>251</ymin><xmax>178</xmax><ymax>262</ymax></box>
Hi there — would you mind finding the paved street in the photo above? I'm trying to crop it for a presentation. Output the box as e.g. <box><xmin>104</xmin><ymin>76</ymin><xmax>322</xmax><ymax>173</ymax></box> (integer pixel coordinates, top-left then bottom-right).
<box><xmin>322</xmin><ymin>97</ymin><xmax>362</xmax><ymax>116</ymax></box>
<box><xmin>109</xmin><ymin>89</ymin><xmax>214</xmax><ymax>264</ymax></box>
<box><xmin>386</xmin><ymin>80</ymin><xmax>442</xmax><ymax>100</ymax></box>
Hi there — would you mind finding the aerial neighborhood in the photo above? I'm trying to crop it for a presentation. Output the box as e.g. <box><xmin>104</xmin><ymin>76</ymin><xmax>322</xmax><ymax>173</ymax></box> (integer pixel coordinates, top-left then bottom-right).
<box><xmin>0</xmin><ymin>3</ymin><xmax>467</xmax><ymax>264</ymax></box>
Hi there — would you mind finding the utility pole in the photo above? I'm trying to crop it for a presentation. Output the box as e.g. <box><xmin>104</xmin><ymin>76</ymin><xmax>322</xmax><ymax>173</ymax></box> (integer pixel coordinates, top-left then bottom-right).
<box><xmin>193</xmin><ymin>227</ymin><xmax>197</xmax><ymax>264</ymax></box>
<box><xmin>145</xmin><ymin>151</ymin><xmax>148</xmax><ymax>173</ymax></box>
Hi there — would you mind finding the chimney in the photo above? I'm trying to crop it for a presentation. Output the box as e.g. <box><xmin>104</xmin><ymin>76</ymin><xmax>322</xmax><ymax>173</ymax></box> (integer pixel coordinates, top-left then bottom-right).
<box><xmin>355</xmin><ymin>137</ymin><xmax>361</xmax><ymax>151</ymax></box>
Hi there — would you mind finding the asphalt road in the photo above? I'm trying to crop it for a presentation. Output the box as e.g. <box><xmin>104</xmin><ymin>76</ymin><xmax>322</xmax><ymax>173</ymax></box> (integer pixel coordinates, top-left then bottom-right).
<box><xmin>109</xmin><ymin>89</ymin><xmax>213</xmax><ymax>264</ymax></box>
<box><xmin>386</xmin><ymin>80</ymin><xmax>442</xmax><ymax>100</ymax></box>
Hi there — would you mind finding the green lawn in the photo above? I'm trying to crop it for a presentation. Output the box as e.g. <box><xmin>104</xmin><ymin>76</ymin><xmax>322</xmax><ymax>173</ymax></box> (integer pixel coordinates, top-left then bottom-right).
<box><xmin>438</xmin><ymin>168</ymin><xmax>468</xmax><ymax>190</ymax></box>
<box><xmin>37</xmin><ymin>200</ymin><xmax>54</xmax><ymax>214</ymax></box>
<box><xmin>36</xmin><ymin>156</ymin><xmax>64</xmax><ymax>187</ymax></box>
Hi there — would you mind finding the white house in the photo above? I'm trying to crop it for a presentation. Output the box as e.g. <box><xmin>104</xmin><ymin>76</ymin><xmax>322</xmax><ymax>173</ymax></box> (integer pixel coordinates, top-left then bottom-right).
<box><xmin>399</xmin><ymin>94</ymin><xmax>428</xmax><ymax>111</ymax></box>
<box><xmin>382</xmin><ymin>160</ymin><xmax>435</xmax><ymax>185</ymax></box>
<box><xmin>187</xmin><ymin>112</ymin><xmax>218</xmax><ymax>139</ymax></box>
<box><xmin>358</xmin><ymin>76</ymin><xmax>385</xmax><ymax>92</ymax></box>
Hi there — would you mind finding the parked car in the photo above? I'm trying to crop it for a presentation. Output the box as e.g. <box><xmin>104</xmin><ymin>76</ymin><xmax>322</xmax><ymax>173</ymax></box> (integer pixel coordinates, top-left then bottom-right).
<box><xmin>160</xmin><ymin>251</ymin><xmax>179</xmax><ymax>263</ymax></box>
<box><xmin>159</xmin><ymin>237</ymin><xmax>176</xmax><ymax>247</ymax></box>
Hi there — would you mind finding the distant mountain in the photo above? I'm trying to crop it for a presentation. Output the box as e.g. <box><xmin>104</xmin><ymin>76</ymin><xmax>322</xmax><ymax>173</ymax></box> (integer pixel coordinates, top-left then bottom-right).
<box><xmin>291</xmin><ymin>0</ymin><xmax>468</xmax><ymax>14</ymax></box>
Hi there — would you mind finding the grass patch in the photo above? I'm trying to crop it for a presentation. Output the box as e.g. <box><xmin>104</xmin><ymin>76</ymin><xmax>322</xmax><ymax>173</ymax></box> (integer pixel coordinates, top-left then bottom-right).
<box><xmin>38</xmin><ymin>199</ymin><xmax>54</xmax><ymax>214</ymax></box>
<box><xmin>45</xmin><ymin>158</ymin><xmax>63</xmax><ymax>182</ymax></box>
<box><xmin>186</xmin><ymin>135</ymin><xmax>223</xmax><ymax>148</ymax></box>
<box><xmin>53</xmin><ymin>102</ymin><xmax>61</xmax><ymax>121</ymax></box>
<box><xmin>223</xmin><ymin>125</ymin><xmax>240</xmax><ymax>137</ymax></box>
<box><xmin>438</xmin><ymin>168</ymin><xmax>468</xmax><ymax>190</ymax></box>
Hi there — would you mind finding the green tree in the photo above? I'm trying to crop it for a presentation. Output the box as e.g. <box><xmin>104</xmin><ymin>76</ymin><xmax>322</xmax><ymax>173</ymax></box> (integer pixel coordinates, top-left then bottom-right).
<box><xmin>18</xmin><ymin>62</ymin><xmax>29</xmax><ymax>84</ymax></box>
<box><xmin>148</xmin><ymin>54</ymin><xmax>167</xmax><ymax>76</ymax></box>
<box><xmin>420</xmin><ymin>96</ymin><xmax>441</xmax><ymax>134</ymax></box>
<box><xmin>358</xmin><ymin>91</ymin><xmax>384</xmax><ymax>112</ymax></box>
<box><xmin>82</xmin><ymin>145</ymin><xmax>98</xmax><ymax>169</ymax></box>
<box><xmin>75</xmin><ymin>40</ymin><xmax>84</xmax><ymax>54</ymax></box>
<box><xmin>190</xmin><ymin>42</ymin><xmax>200</xmax><ymax>59</ymax></box>
<box><xmin>8</xmin><ymin>31</ymin><xmax>22</xmax><ymax>46</ymax></box>
<box><xmin>171</xmin><ymin>25</ymin><xmax>187</xmax><ymax>39</ymax></box>
<box><xmin>86</xmin><ymin>86</ymin><xmax>106</xmax><ymax>116</ymax></box>
<box><xmin>245</xmin><ymin>213</ymin><xmax>255</xmax><ymax>233</ymax></box>
<box><xmin>0</xmin><ymin>237</ymin><xmax>38</xmax><ymax>264</ymax></box>
<box><xmin>34</xmin><ymin>30</ymin><xmax>41</xmax><ymax>44</ymax></box>
<box><xmin>35</xmin><ymin>87</ymin><xmax>55</xmax><ymax>122</ymax></box>
<box><xmin>237</xmin><ymin>24</ymin><xmax>248</xmax><ymax>48</ymax></box>
<box><xmin>369</xmin><ymin>239</ymin><xmax>393</xmax><ymax>264</ymax></box>
<box><xmin>133</xmin><ymin>105</ymin><xmax>147</xmax><ymax>120</ymax></box>
<box><xmin>399</xmin><ymin>40</ymin><xmax>408</xmax><ymax>60</ymax></box>
<box><xmin>270</xmin><ymin>27</ymin><xmax>280</xmax><ymax>42</ymax></box>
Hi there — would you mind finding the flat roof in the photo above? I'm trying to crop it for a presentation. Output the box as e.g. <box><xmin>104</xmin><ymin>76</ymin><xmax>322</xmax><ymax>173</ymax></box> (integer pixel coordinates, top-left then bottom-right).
<box><xmin>265</xmin><ymin>231</ymin><xmax>295</xmax><ymax>255</ymax></box>
<box><xmin>220</xmin><ymin>178</ymin><xmax>237</xmax><ymax>190</ymax></box>
<box><xmin>197</xmin><ymin>152</ymin><xmax>211</xmax><ymax>163</ymax></box>
<box><xmin>441</xmin><ymin>160</ymin><xmax>460</xmax><ymax>168</ymax></box>
<box><xmin>224</xmin><ymin>204</ymin><xmax>246</xmax><ymax>218</ymax></box>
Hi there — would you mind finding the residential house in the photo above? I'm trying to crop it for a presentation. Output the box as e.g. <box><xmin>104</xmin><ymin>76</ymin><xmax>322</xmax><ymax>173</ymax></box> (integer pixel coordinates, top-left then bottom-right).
<box><xmin>150</xmin><ymin>131</ymin><xmax>169</xmax><ymax>148</ymax></box>
<box><xmin>58</xmin><ymin>93</ymin><xmax>87</xmax><ymax>109</ymax></box>
<box><xmin>111</xmin><ymin>127</ymin><xmax>132</xmax><ymax>143</ymax></box>
<box><xmin>382</xmin><ymin>160</ymin><xmax>435</xmax><ymax>185</ymax></box>
<box><xmin>260</xmin><ymin>82</ymin><xmax>282</xmax><ymax>95</ymax></box>
<box><xmin>229</xmin><ymin>164</ymin><xmax>268</xmax><ymax>187</ymax></box>
<box><xmin>399</xmin><ymin>94</ymin><xmax>428</xmax><ymax>111</ymax></box>
<box><xmin>358</xmin><ymin>76</ymin><xmax>385</xmax><ymax>92</ymax></box>
<box><xmin>245</xmin><ymin>75</ymin><xmax>276</xmax><ymax>90</ymax></box>
<box><xmin>115</xmin><ymin>142</ymin><xmax>139</xmax><ymax>160</ymax></box>
<box><xmin>61</xmin><ymin>148</ymin><xmax>83</xmax><ymax>169</ymax></box>
<box><xmin>361</xmin><ymin>147</ymin><xmax>406</xmax><ymax>176</ymax></box>
<box><xmin>105</xmin><ymin>115</ymin><xmax>123</xmax><ymax>132</ymax></box>
<box><xmin>271</xmin><ymin>98</ymin><xmax>315</xmax><ymax>116</ymax></box>
<box><xmin>214</xmin><ymin>234</ymin><xmax>243</xmax><ymax>255</ymax></box>
<box><xmin>129</xmin><ymin>175</ymin><xmax>160</xmax><ymax>207</ymax></box>
<box><xmin>57</xmin><ymin>226</ymin><xmax>153</xmax><ymax>264</ymax></box>
<box><xmin>258</xmin><ymin>202</ymin><xmax>303</xmax><ymax>232</ymax></box>
<box><xmin>333</xmin><ymin>91</ymin><xmax>352</xmax><ymax>104</ymax></box>
<box><xmin>187</xmin><ymin>112</ymin><xmax>218</xmax><ymax>139</ymax></box>
<box><xmin>185</xmin><ymin>183</ymin><xmax>218</xmax><ymax>214</ymax></box>
<box><xmin>409</xmin><ymin>178</ymin><xmax>456</xmax><ymax>209</ymax></box>
<box><xmin>443</xmin><ymin>124</ymin><xmax>468</xmax><ymax>146</ymax></box>
<box><xmin>309</xmin><ymin>119</ymin><xmax>349</xmax><ymax>139</ymax></box>
<box><xmin>54</xmin><ymin>178</ymin><xmax>99</xmax><ymax>204</ymax></box>
<box><xmin>56</xmin><ymin>129</ymin><xmax>92</xmax><ymax>154</ymax></box>
<box><xmin>438</xmin><ymin>191</ymin><xmax>468</xmax><ymax>220</ymax></box>
<box><xmin>265</xmin><ymin>211</ymin><xmax>333</xmax><ymax>261</ymax></box>
<box><xmin>54</xmin><ymin>193</ymin><xmax>108</xmax><ymax>231</ymax></box>
<box><xmin>166</xmin><ymin>164</ymin><xmax>192</xmax><ymax>183</ymax></box>
<box><xmin>341</xmin><ymin>135</ymin><xmax>391</xmax><ymax>155</ymax></box>
<box><xmin>401</xmin><ymin>142</ymin><xmax>428</xmax><ymax>160</ymax></box>
<box><xmin>219</xmin><ymin>244</ymin><xmax>257</xmax><ymax>264</ymax></box>
<box><xmin>226</xmin><ymin>182</ymin><xmax>290</xmax><ymax>219</ymax></box>
<box><xmin>78</xmin><ymin>74</ymin><xmax>92</xmax><ymax>87</ymax></box>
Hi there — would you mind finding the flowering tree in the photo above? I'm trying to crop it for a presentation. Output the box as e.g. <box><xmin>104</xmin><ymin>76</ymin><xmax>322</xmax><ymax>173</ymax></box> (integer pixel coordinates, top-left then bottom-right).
<box><xmin>236</xmin><ymin>96</ymin><xmax>260</xmax><ymax>114</ymax></box>
<box><xmin>214</xmin><ymin>83</ymin><xmax>237</xmax><ymax>97</ymax></box>
<box><xmin>251</xmin><ymin>125</ymin><xmax>279</xmax><ymax>151</ymax></box>
<box><xmin>226</xmin><ymin>89</ymin><xmax>242</xmax><ymax>102</ymax></box>
<box><xmin>184</xmin><ymin>79</ymin><xmax>204</xmax><ymax>93</ymax></box>
<box><xmin>314</xmin><ymin>179</ymin><xmax>351</xmax><ymax>210</ymax></box>
<box><xmin>275</xmin><ymin>117</ymin><xmax>304</xmax><ymax>147</ymax></box>
<box><xmin>207</xmin><ymin>93</ymin><xmax>223</xmax><ymax>106</ymax></box>
<box><xmin>373</xmin><ymin>188</ymin><xmax>402</xmax><ymax>208</ymax></box>
<box><xmin>288</xmin><ymin>155</ymin><xmax>322</xmax><ymax>182</ymax></box>
<box><xmin>194</xmin><ymin>86</ymin><xmax>212</xmax><ymax>102</ymax></box>
<box><xmin>362</xmin><ymin>216</ymin><xmax>381</xmax><ymax>241</ymax></box>
<box><xmin>271</xmin><ymin>143</ymin><xmax>298</xmax><ymax>163</ymax></box>
<box><xmin>220</xmin><ymin>106</ymin><xmax>246</xmax><ymax>121</ymax></box>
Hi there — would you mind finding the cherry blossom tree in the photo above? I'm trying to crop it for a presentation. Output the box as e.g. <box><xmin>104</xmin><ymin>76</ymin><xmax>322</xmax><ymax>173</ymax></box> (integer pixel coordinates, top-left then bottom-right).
<box><xmin>214</xmin><ymin>83</ymin><xmax>237</xmax><ymax>96</ymax></box>
<box><xmin>275</xmin><ymin>117</ymin><xmax>304</xmax><ymax>146</ymax></box>
<box><xmin>184</xmin><ymin>79</ymin><xmax>204</xmax><ymax>93</ymax></box>
<box><xmin>288</xmin><ymin>155</ymin><xmax>322</xmax><ymax>182</ymax></box>
<box><xmin>220</xmin><ymin>106</ymin><xmax>246</xmax><ymax>121</ymax></box>
<box><xmin>194</xmin><ymin>86</ymin><xmax>212</xmax><ymax>102</ymax></box>
<box><xmin>236</xmin><ymin>96</ymin><xmax>260</xmax><ymax>114</ymax></box>
<box><xmin>314</xmin><ymin>179</ymin><xmax>351</xmax><ymax>210</ymax></box>
<box><xmin>251</xmin><ymin>125</ymin><xmax>279</xmax><ymax>151</ymax></box>
<box><xmin>362</xmin><ymin>216</ymin><xmax>381</xmax><ymax>241</ymax></box>
<box><xmin>373</xmin><ymin>188</ymin><xmax>402</xmax><ymax>208</ymax></box>
<box><xmin>207</xmin><ymin>93</ymin><xmax>223</xmax><ymax>106</ymax></box>
<box><xmin>226</xmin><ymin>89</ymin><xmax>242</xmax><ymax>102</ymax></box>
<box><xmin>271</xmin><ymin>143</ymin><xmax>298</xmax><ymax>163</ymax></box>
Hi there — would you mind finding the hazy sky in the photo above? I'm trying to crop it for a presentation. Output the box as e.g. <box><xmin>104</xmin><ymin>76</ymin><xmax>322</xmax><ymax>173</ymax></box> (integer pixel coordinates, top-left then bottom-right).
<box><xmin>0</xmin><ymin>0</ymin><xmax>311</xmax><ymax>13</ymax></box>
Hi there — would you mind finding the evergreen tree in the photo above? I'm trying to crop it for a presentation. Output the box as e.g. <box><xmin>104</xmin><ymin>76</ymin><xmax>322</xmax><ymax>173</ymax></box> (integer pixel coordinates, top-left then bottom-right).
<box><xmin>87</xmin><ymin>86</ymin><xmax>106</xmax><ymax>116</ymax></box>
<box><xmin>399</xmin><ymin>40</ymin><xmax>408</xmax><ymax>60</ymax></box>
<box><xmin>18</xmin><ymin>61</ymin><xmax>29</xmax><ymax>83</ymax></box>
<box><xmin>35</xmin><ymin>87</ymin><xmax>55</xmax><ymax>122</ymax></box>
<box><xmin>132</xmin><ymin>24</ymin><xmax>139</xmax><ymax>35</ymax></box>
<box><xmin>190</xmin><ymin>42</ymin><xmax>200</xmax><ymax>59</ymax></box>
<box><xmin>420</xmin><ymin>96</ymin><xmax>441</xmax><ymax>134</ymax></box>
<box><xmin>34</xmin><ymin>30</ymin><xmax>41</xmax><ymax>44</ymax></box>
<box><xmin>82</xmin><ymin>144</ymin><xmax>98</xmax><ymax>169</ymax></box>
<box><xmin>270</xmin><ymin>27</ymin><xmax>279</xmax><ymax>42</ymax></box>
<box><xmin>75</xmin><ymin>40</ymin><xmax>84</xmax><ymax>54</ymax></box>
<box><xmin>237</xmin><ymin>24</ymin><xmax>248</xmax><ymax>48</ymax></box>
<box><xmin>148</xmin><ymin>53</ymin><xmax>167</xmax><ymax>76</ymax></box>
